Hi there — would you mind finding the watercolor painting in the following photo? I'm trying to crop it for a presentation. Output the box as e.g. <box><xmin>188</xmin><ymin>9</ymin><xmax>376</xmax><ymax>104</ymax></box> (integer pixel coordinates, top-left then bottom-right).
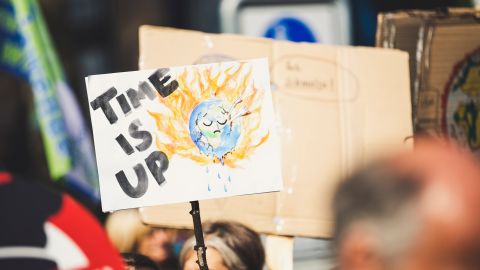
<box><xmin>86</xmin><ymin>58</ymin><xmax>281</xmax><ymax>211</ymax></box>
<box><xmin>149</xmin><ymin>61</ymin><xmax>269</xmax><ymax>191</ymax></box>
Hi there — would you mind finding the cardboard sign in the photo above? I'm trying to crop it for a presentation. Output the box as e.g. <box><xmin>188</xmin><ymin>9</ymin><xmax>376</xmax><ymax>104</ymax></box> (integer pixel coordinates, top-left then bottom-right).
<box><xmin>137</xmin><ymin>26</ymin><xmax>413</xmax><ymax>238</ymax></box>
<box><xmin>85</xmin><ymin>58</ymin><xmax>282</xmax><ymax>212</ymax></box>
<box><xmin>377</xmin><ymin>8</ymin><xmax>480</xmax><ymax>147</ymax></box>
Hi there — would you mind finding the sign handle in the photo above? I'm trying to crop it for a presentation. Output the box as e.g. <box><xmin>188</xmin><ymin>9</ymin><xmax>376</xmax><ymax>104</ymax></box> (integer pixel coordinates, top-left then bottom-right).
<box><xmin>190</xmin><ymin>200</ymin><xmax>209</xmax><ymax>270</ymax></box>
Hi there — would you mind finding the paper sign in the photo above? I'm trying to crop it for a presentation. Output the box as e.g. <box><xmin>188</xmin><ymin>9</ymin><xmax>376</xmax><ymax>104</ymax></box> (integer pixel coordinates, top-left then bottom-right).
<box><xmin>85</xmin><ymin>58</ymin><xmax>282</xmax><ymax>212</ymax></box>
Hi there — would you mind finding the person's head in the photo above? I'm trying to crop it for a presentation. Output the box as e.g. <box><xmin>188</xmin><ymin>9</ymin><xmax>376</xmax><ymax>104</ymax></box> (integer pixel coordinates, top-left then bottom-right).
<box><xmin>180</xmin><ymin>221</ymin><xmax>265</xmax><ymax>270</ymax></box>
<box><xmin>333</xmin><ymin>140</ymin><xmax>480</xmax><ymax>270</ymax></box>
<box><xmin>106</xmin><ymin>209</ymin><xmax>176</xmax><ymax>265</ymax></box>
<box><xmin>122</xmin><ymin>252</ymin><xmax>159</xmax><ymax>270</ymax></box>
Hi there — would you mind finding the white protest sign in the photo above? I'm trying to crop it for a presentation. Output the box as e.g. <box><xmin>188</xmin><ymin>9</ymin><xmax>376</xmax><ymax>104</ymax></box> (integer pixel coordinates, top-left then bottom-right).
<box><xmin>86</xmin><ymin>58</ymin><xmax>282</xmax><ymax>212</ymax></box>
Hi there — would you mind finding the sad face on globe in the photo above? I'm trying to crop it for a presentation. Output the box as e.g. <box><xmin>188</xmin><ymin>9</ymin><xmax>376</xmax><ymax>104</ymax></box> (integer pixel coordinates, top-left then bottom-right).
<box><xmin>149</xmin><ymin>63</ymin><xmax>269</xmax><ymax>170</ymax></box>
<box><xmin>189</xmin><ymin>98</ymin><xmax>244</xmax><ymax>164</ymax></box>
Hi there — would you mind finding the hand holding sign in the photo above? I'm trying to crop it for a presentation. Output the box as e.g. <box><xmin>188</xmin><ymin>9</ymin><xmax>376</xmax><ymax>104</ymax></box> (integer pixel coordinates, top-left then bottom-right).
<box><xmin>86</xmin><ymin>59</ymin><xmax>282</xmax><ymax>212</ymax></box>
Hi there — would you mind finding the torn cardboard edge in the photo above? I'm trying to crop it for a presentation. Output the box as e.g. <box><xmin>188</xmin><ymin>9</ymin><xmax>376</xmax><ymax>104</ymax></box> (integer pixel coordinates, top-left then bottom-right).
<box><xmin>376</xmin><ymin>7</ymin><xmax>480</xmax><ymax>131</ymax></box>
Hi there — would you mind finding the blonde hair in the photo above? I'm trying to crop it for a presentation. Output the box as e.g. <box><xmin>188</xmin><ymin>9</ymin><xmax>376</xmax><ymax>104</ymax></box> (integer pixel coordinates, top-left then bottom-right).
<box><xmin>179</xmin><ymin>221</ymin><xmax>264</xmax><ymax>270</ymax></box>
<box><xmin>180</xmin><ymin>235</ymin><xmax>247</xmax><ymax>270</ymax></box>
<box><xmin>105</xmin><ymin>209</ymin><xmax>151</xmax><ymax>252</ymax></box>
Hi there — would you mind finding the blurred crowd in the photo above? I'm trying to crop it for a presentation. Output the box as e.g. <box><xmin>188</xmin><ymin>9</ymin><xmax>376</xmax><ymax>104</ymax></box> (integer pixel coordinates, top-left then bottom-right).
<box><xmin>4</xmin><ymin>137</ymin><xmax>480</xmax><ymax>269</ymax></box>
<box><xmin>101</xmin><ymin>138</ymin><xmax>480</xmax><ymax>270</ymax></box>
<box><xmin>105</xmin><ymin>212</ymin><xmax>266</xmax><ymax>270</ymax></box>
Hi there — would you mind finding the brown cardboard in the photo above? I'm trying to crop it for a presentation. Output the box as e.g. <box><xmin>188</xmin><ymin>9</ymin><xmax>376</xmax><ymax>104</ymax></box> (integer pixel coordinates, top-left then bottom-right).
<box><xmin>377</xmin><ymin>8</ymin><xmax>480</xmax><ymax>146</ymax></box>
<box><xmin>138</xmin><ymin>26</ymin><xmax>412</xmax><ymax>238</ymax></box>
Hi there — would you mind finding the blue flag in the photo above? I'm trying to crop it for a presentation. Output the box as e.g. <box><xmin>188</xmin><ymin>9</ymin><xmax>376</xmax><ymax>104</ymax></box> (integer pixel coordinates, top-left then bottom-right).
<box><xmin>0</xmin><ymin>0</ymin><xmax>99</xmax><ymax>201</ymax></box>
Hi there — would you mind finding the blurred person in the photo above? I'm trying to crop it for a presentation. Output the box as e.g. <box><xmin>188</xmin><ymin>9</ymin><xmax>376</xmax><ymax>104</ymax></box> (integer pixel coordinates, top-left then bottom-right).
<box><xmin>333</xmin><ymin>139</ymin><xmax>480</xmax><ymax>270</ymax></box>
<box><xmin>180</xmin><ymin>221</ymin><xmax>265</xmax><ymax>270</ymax></box>
<box><xmin>122</xmin><ymin>252</ymin><xmax>159</xmax><ymax>270</ymax></box>
<box><xmin>106</xmin><ymin>209</ymin><xmax>178</xmax><ymax>269</ymax></box>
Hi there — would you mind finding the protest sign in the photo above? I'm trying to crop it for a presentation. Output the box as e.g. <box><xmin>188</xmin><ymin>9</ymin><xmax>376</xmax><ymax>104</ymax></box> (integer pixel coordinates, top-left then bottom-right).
<box><xmin>138</xmin><ymin>26</ymin><xmax>413</xmax><ymax>238</ymax></box>
<box><xmin>377</xmin><ymin>8</ymin><xmax>480</xmax><ymax>151</ymax></box>
<box><xmin>86</xmin><ymin>58</ymin><xmax>282</xmax><ymax>212</ymax></box>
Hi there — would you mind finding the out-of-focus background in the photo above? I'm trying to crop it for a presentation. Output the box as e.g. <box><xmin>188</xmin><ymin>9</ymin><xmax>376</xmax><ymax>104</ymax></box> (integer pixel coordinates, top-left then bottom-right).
<box><xmin>39</xmin><ymin>0</ymin><xmax>474</xmax><ymax>129</ymax></box>
<box><xmin>3</xmin><ymin>0</ymin><xmax>473</xmax><ymax>199</ymax></box>
<box><xmin>0</xmin><ymin>0</ymin><xmax>477</xmax><ymax>269</ymax></box>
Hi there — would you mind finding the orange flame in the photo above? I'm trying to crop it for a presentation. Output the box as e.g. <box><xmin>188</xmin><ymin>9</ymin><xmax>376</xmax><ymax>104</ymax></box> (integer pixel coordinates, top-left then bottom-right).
<box><xmin>148</xmin><ymin>63</ymin><xmax>269</xmax><ymax>168</ymax></box>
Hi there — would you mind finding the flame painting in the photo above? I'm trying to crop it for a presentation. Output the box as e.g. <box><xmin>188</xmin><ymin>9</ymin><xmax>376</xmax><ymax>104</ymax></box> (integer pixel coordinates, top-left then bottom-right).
<box><xmin>148</xmin><ymin>62</ymin><xmax>269</xmax><ymax>170</ymax></box>
<box><xmin>87</xmin><ymin>58</ymin><xmax>281</xmax><ymax>210</ymax></box>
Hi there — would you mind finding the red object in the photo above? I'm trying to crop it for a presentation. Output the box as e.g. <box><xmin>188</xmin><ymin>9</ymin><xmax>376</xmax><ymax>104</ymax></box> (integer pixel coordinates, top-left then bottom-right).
<box><xmin>0</xmin><ymin>174</ymin><xmax>124</xmax><ymax>269</ymax></box>
<box><xmin>48</xmin><ymin>195</ymin><xmax>124</xmax><ymax>270</ymax></box>
<box><xmin>0</xmin><ymin>172</ymin><xmax>11</xmax><ymax>184</ymax></box>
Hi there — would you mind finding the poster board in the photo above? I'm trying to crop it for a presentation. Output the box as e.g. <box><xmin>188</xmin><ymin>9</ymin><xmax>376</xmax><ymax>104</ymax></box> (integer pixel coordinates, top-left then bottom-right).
<box><xmin>86</xmin><ymin>59</ymin><xmax>282</xmax><ymax>212</ymax></box>
<box><xmin>377</xmin><ymin>8</ymin><xmax>480</xmax><ymax>152</ymax></box>
<box><xmin>138</xmin><ymin>26</ymin><xmax>413</xmax><ymax>238</ymax></box>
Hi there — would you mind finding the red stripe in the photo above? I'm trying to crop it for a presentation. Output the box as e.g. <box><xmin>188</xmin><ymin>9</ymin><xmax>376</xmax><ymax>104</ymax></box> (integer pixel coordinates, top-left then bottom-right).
<box><xmin>0</xmin><ymin>172</ymin><xmax>11</xmax><ymax>184</ymax></box>
<box><xmin>48</xmin><ymin>195</ymin><xmax>125</xmax><ymax>269</ymax></box>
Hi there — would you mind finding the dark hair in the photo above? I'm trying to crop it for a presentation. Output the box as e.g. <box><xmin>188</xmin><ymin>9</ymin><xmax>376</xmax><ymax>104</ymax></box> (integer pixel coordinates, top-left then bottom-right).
<box><xmin>333</xmin><ymin>161</ymin><xmax>421</xmax><ymax>247</ymax></box>
<box><xmin>203</xmin><ymin>221</ymin><xmax>265</xmax><ymax>270</ymax></box>
<box><xmin>121</xmin><ymin>252</ymin><xmax>159</xmax><ymax>270</ymax></box>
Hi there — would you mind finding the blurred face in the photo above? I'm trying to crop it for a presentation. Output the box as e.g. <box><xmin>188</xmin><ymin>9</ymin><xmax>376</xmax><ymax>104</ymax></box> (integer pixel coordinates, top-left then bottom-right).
<box><xmin>183</xmin><ymin>248</ymin><xmax>228</xmax><ymax>270</ymax></box>
<box><xmin>392</xmin><ymin>182</ymin><xmax>480</xmax><ymax>270</ymax></box>
<box><xmin>137</xmin><ymin>228</ymin><xmax>174</xmax><ymax>264</ymax></box>
<box><xmin>338</xmin><ymin>188</ymin><xmax>480</xmax><ymax>270</ymax></box>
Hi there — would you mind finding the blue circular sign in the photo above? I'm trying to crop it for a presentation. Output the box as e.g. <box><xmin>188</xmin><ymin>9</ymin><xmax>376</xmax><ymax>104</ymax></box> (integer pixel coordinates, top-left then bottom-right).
<box><xmin>264</xmin><ymin>17</ymin><xmax>317</xmax><ymax>43</ymax></box>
